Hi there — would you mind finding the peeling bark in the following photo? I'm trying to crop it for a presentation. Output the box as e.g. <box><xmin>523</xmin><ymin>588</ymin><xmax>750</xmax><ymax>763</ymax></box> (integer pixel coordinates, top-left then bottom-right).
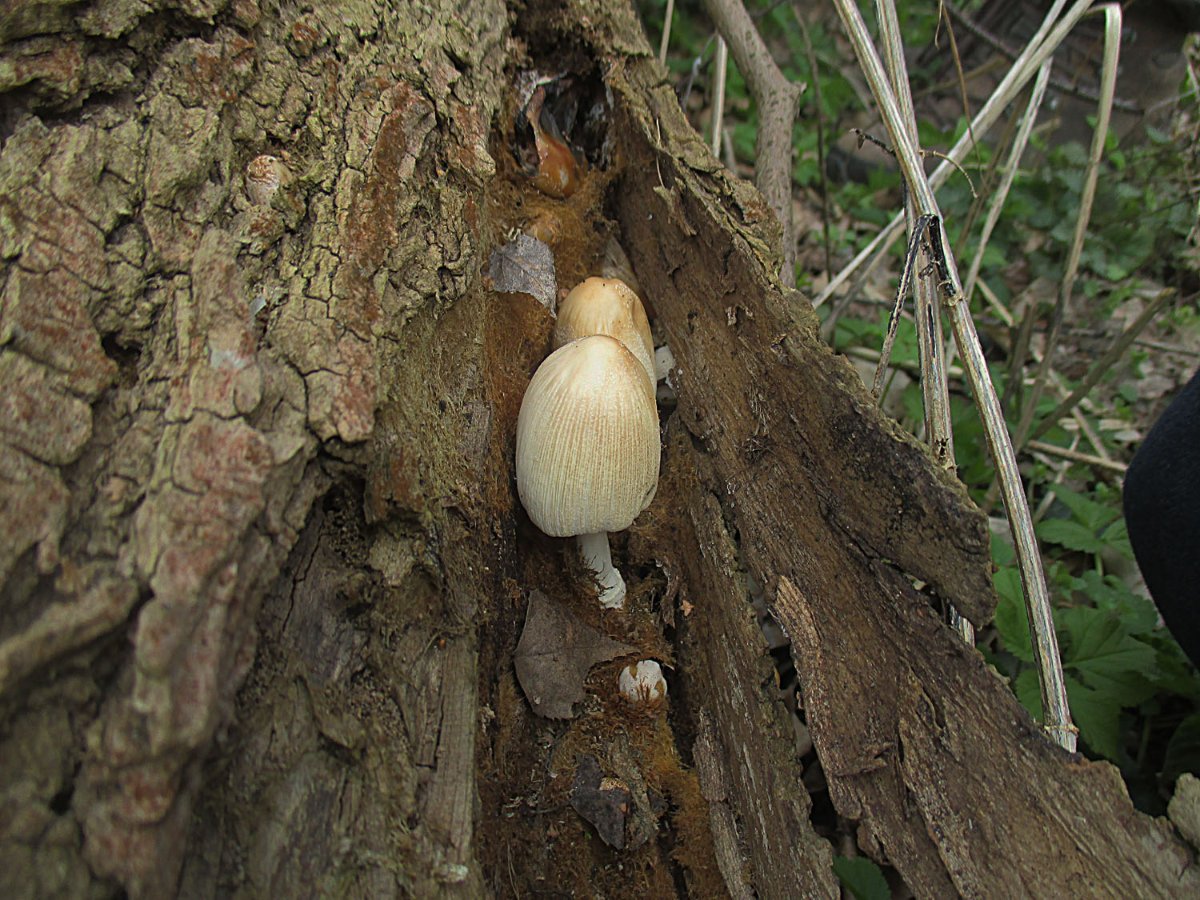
<box><xmin>0</xmin><ymin>1</ymin><xmax>1196</xmax><ymax>898</ymax></box>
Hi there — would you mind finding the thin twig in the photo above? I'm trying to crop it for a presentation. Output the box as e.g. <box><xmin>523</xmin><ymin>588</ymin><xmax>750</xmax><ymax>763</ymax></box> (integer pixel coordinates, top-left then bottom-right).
<box><xmin>680</xmin><ymin>35</ymin><xmax>717</xmax><ymax>110</ymax></box>
<box><xmin>873</xmin><ymin>218</ymin><xmax>931</xmax><ymax>397</ymax></box>
<box><xmin>942</xmin><ymin>1</ymin><xmax>1143</xmax><ymax>114</ymax></box>
<box><xmin>820</xmin><ymin>244</ymin><xmax>890</xmax><ymax>343</ymax></box>
<box><xmin>1134</xmin><ymin>338</ymin><xmax>1200</xmax><ymax>358</ymax></box>
<box><xmin>878</xmin><ymin>0</ymin><xmax>965</xmax><ymax>639</ymax></box>
<box><xmin>703</xmin><ymin>0</ymin><xmax>805</xmax><ymax>287</ymax></box>
<box><xmin>963</xmin><ymin>64</ymin><xmax>1052</xmax><ymax>305</ymax></box>
<box><xmin>712</xmin><ymin>36</ymin><xmax>728</xmax><ymax>157</ymax></box>
<box><xmin>875</xmin><ymin>2</ymin><xmax>955</xmax><ymax>452</ymax></box>
<box><xmin>975</xmin><ymin>275</ymin><xmax>1014</xmax><ymax>326</ymax></box>
<box><xmin>1027</xmin><ymin>441</ymin><xmax>1128</xmax><ymax>474</ymax></box>
<box><xmin>850</xmin><ymin>128</ymin><xmax>977</xmax><ymax>192</ymax></box>
<box><xmin>938</xmin><ymin>0</ymin><xmax>978</xmax><ymax>155</ymax></box>
<box><xmin>846</xmin><ymin>344</ymin><xmax>965</xmax><ymax>381</ymax></box>
<box><xmin>659</xmin><ymin>0</ymin><xmax>675</xmax><ymax>66</ymax></box>
<box><xmin>1014</xmin><ymin>4</ymin><xmax>1122</xmax><ymax>454</ymax></box>
<box><xmin>793</xmin><ymin>5</ymin><xmax>833</xmax><ymax>280</ymax></box>
<box><xmin>721</xmin><ymin>126</ymin><xmax>738</xmax><ymax>172</ymax></box>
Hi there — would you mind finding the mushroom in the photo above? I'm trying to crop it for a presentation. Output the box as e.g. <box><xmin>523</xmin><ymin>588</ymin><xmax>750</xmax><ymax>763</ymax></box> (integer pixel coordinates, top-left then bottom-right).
<box><xmin>618</xmin><ymin>660</ymin><xmax>667</xmax><ymax>707</ymax></box>
<box><xmin>554</xmin><ymin>277</ymin><xmax>655</xmax><ymax>386</ymax></box>
<box><xmin>516</xmin><ymin>334</ymin><xmax>660</xmax><ymax>609</ymax></box>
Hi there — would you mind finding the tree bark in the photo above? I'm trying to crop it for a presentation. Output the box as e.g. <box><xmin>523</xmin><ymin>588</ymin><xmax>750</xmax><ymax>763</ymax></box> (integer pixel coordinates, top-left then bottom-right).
<box><xmin>0</xmin><ymin>1</ymin><xmax>1195</xmax><ymax>898</ymax></box>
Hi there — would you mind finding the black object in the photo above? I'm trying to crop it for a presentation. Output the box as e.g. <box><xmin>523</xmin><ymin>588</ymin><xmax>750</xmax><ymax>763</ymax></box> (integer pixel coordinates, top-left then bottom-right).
<box><xmin>1124</xmin><ymin>368</ymin><xmax>1200</xmax><ymax>668</ymax></box>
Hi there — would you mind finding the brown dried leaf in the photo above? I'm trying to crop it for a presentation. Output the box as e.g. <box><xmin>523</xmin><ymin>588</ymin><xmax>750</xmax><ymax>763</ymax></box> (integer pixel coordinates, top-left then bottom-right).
<box><xmin>487</xmin><ymin>233</ymin><xmax>556</xmax><ymax>310</ymax></box>
<box><xmin>569</xmin><ymin>754</ymin><xmax>630</xmax><ymax>849</ymax></box>
<box><xmin>513</xmin><ymin>590</ymin><xmax>632</xmax><ymax>719</ymax></box>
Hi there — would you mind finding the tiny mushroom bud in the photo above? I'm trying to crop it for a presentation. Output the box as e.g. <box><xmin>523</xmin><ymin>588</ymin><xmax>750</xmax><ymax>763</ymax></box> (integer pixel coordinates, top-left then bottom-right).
<box><xmin>654</xmin><ymin>344</ymin><xmax>677</xmax><ymax>405</ymax></box>
<box><xmin>653</xmin><ymin>344</ymin><xmax>675</xmax><ymax>383</ymax></box>
<box><xmin>516</xmin><ymin>335</ymin><xmax>660</xmax><ymax>609</ymax></box>
<box><xmin>554</xmin><ymin>277</ymin><xmax>655</xmax><ymax>386</ymax></box>
<box><xmin>618</xmin><ymin>660</ymin><xmax>667</xmax><ymax>706</ymax></box>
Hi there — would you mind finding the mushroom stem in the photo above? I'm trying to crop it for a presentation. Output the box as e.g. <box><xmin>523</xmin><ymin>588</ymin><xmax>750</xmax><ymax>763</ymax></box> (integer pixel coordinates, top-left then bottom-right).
<box><xmin>577</xmin><ymin>531</ymin><xmax>626</xmax><ymax>609</ymax></box>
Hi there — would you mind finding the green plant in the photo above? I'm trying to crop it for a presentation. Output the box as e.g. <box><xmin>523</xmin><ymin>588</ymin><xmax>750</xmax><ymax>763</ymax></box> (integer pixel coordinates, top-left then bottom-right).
<box><xmin>833</xmin><ymin>855</ymin><xmax>890</xmax><ymax>900</ymax></box>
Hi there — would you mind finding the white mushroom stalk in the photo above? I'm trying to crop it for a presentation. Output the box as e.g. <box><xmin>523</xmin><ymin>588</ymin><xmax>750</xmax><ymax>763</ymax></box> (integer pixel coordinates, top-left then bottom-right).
<box><xmin>578</xmin><ymin>531</ymin><xmax>625</xmax><ymax>609</ymax></box>
<box><xmin>516</xmin><ymin>334</ymin><xmax>660</xmax><ymax>610</ymax></box>
<box><xmin>653</xmin><ymin>344</ymin><xmax>674</xmax><ymax>383</ymax></box>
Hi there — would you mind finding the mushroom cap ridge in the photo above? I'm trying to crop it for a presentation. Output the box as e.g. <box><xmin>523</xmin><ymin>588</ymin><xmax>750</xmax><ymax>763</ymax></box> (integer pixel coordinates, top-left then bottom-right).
<box><xmin>516</xmin><ymin>335</ymin><xmax>660</xmax><ymax>537</ymax></box>
<box><xmin>554</xmin><ymin>277</ymin><xmax>655</xmax><ymax>385</ymax></box>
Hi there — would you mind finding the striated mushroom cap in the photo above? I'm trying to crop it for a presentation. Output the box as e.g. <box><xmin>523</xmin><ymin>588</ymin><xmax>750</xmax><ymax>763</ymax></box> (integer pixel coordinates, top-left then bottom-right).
<box><xmin>554</xmin><ymin>278</ymin><xmax>655</xmax><ymax>385</ymax></box>
<box><xmin>516</xmin><ymin>335</ymin><xmax>660</xmax><ymax>537</ymax></box>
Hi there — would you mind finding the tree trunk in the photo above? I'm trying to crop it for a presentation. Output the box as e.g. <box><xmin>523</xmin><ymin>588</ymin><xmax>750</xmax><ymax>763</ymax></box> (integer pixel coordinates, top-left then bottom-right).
<box><xmin>0</xmin><ymin>0</ymin><xmax>1194</xmax><ymax>898</ymax></box>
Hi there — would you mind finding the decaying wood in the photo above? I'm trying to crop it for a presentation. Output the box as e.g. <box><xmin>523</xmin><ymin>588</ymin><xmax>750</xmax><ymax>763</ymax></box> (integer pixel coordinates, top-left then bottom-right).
<box><xmin>656</xmin><ymin>424</ymin><xmax>837</xmax><ymax>898</ymax></box>
<box><xmin>1</xmin><ymin>0</ymin><xmax>1197</xmax><ymax>897</ymax></box>
<box><xmin>596</xmin><ymin>9</ymin><xmax>1200</xmax><ymax>892</ymax></box>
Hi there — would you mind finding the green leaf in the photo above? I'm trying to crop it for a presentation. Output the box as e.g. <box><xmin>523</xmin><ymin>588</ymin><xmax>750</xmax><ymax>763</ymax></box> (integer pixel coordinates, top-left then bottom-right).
<box><xmin>990</xmin><ymin>532</ymin><xmax>1016</xmax><ymax>568</ymax></box>
<box><xmin>1036</xmin><ymin>518</ymin><xmax>1105</xmax><ymax>554</ymax></box>
<box><xmin>1073</xmin><ymin>570</ymin><xmax>1159</xmax><ymax>635</ymax></box>
<box><xmin>1059</xmin><ymin>607</ymin><xmax>1158</xmax><ymax>707</ymax></box>
<box><xmin>1013</xmin><ymin>663</ymin><xmax>1131</xmax><ymax>761</ymax></box>
<box><xmin>1099</xmin><ymin>518</ymin><xmax>1133</xmax><ymax>558</ymax></box>
<box><xmin>1014</xmin><ymin>669</ymin><xmax>1042</xmax><ymax>719</ymax></box>
<box><xmin>1057</xmin><ymin>141</ymin><xmax>1090</xmax><ymax>167</ymax></box>
<box><xmin>1065</xmin><ymin>675</ymin><xmax>1122</xmax><ymax>760</ymax></box>
<box><xmin>1052</xmin><ymin>487</ymin><xmax>1120</xmax><ymax>531</ymax></box>
<box><xmin>994</xmin><ymin>567</ymin><xmax>1034</xmax><ymax>663</ymax></box>
<box><xmin>832</xmin><ymin>856</ymin><xmax>890</xmax><ymax>900</ymax></box>
<box><xmin>1147</xmin><ymin>643</ymin><xmax>1200</xmax><ymax>702</ymax></box>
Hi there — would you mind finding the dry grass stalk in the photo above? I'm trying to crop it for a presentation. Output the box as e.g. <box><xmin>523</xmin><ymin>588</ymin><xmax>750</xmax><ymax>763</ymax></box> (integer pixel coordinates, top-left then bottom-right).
<box><xmin>815</xmin><ymin>0</ymin><xmax>1095</xmax><ymax>309</ymax></box>
<box><xmin>831</xmin><ymin>0</ymin><xmax>1077</xmax><ymax>751</ymax></box>
<box><xmin>1014</xmin><ymin>4</ymin><xmax>1123</xmax><ymax>455</ymax></box>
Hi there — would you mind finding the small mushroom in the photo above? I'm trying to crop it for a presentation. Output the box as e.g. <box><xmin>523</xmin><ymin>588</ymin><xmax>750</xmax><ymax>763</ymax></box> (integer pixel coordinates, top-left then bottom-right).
<box><xmin>618</xmin><ymin>660</ymin><xmax>667</xmax><ymax>706</ymax></box>
<box><xmin>653</xmin><ymin>344</ymin><xmax>675</xmax><ymax>382</ymax></box>
<box><xmin>554</xmin><ymin>277</ymin><xmax>655</xmax><ymax>386</ymax></box>
<box><xmin>654</xmin><ymin>344</ymin><xmax>677</xmax><ymax>405</ymax></box>
<box><xmin>516</xmin><ymin>335</ymin><xmax>660</xmax><ymax>609</ymax></box>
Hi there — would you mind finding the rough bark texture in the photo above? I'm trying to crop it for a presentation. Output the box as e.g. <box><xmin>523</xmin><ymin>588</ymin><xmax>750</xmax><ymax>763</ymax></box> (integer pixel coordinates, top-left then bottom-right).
<box><xmin>1</xmin><ymin>0</ymin><xmax>508</xmax><ymax>896</ymax></box>
<box><xmin>0</xmin><ymin>0</ymin><xmax>1196</xmax><ymax>898</ymax></box>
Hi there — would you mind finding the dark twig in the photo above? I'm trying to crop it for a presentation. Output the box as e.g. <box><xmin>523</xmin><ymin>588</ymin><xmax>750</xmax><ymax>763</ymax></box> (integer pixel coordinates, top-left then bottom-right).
<box><xmin>873</xmin><ymin>215</ymin><xmax>935</xmax><ymax>397</ymax></box>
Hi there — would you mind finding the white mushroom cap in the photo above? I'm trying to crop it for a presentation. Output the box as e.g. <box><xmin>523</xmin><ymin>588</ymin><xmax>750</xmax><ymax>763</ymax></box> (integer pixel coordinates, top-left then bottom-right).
<box><xmin>516</xmin><ymin>335</ymin><xmax>660</xmax><ymax>537</ymax></box>
<box><xmin>618</xmin><ymin>660</ymin><xmax>667</xmax><ymax>705</ymax></box>
<box><xmin>554</xmin><ymin>278</ymin><xmax>655</xmax><ymax>386</ymax></box>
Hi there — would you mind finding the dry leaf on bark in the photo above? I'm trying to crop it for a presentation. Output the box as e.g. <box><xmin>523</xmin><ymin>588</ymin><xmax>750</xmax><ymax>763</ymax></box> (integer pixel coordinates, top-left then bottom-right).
<box><xmin>513</xmin><ymin>590</ymin><xmax>632</xmax><ymax>718</ymax></box>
